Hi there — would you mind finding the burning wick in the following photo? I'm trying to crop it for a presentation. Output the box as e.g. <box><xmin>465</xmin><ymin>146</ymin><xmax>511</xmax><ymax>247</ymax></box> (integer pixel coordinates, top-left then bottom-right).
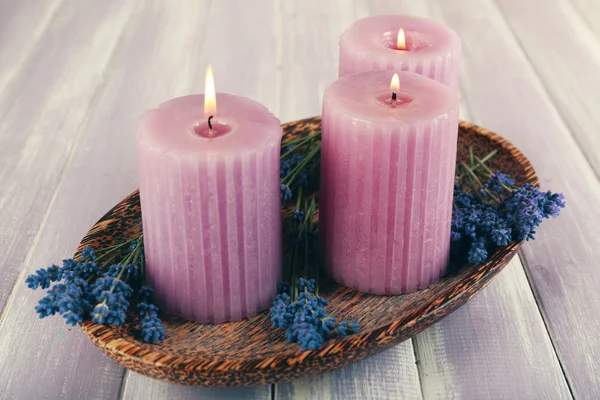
<box><xmin>397</xmin><ymin>28</ymin><xmax>406</xmax><ymax>51</ymax></box>
<box><xmin>208</xmin><ymin>115</ymin><xmax>214</xmax><ymax>133</ymax></box>
<box><xmin>390</xmin><ymin>73</ymin><xmax>400</xmax><ymax>103</ymax></box>
<box><xmin>204</xmin><ymin>65</ymin><xmax>217</xmax><ymax>135</ymax></box>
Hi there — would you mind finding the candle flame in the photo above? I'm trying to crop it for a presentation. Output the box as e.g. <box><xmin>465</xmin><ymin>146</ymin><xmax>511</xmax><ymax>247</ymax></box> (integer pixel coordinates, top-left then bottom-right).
<box><xmin>391</xmin><ymin>73</ymin><xmax>400</xmax><ymax>92</ymax></box>
<box><xmin>397</xmin><ymin>28</ymin><xmax>406</xmax><ymax>50</ymax></box>
<box><xmin>204</xmin><ymin>65</ymin><xmax>216</xmax><ymax>116</ymax></box>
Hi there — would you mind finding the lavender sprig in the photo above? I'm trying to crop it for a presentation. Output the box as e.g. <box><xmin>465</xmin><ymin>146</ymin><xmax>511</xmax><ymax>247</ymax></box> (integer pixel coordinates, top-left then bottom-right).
<box><xmin>273</xmin><ymin>134</ymin><xmax>359</xmax><ymax>351</ymax></box>
<box><xmin>270</xmin><ymin>278</ymin><xmax>358</xmax><ymax>351</ymax></box>
<box><xmin>26</xmin><ymin>235</ymin><xmax>166</xmax><ymax>344</ymax></box>
<box><xmin>452</xmin><ymin>148</ymin><xmax>566</xmax><ymax>265</ymax></box>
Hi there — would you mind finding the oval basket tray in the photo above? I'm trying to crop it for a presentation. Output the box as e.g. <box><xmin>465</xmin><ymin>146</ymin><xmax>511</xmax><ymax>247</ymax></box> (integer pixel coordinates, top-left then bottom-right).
<box><xmin>78</xmin><ymin>117</ymin><xmax>537</xmax><ymax>387</ymax></box>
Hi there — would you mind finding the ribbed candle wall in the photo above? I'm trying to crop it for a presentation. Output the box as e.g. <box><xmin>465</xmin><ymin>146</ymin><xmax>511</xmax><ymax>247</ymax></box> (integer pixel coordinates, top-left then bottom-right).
<box><xmin>137</xmin><ymin>94</ymin><xmax>282</xmax><ymax>323</ymax></box>
<box><xmin>320</xmin><ymin>71</ymin><xmax>459</xmax><ymax>295</ymax></box>
<box><xmin>339</xmin><ymin>15</ymin><xmax>461</xmax><ymax>90</ymax></box>
<box><xmin>138</xmin><ymin>144</ymin><xmax>281</xmax><ymax>323</ymax></box>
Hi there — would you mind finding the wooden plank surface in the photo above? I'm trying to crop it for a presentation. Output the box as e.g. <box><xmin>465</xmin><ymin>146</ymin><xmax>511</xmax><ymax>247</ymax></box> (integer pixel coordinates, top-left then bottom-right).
<box><xmin>0</xmin><ymin>0</ymin><xmax>64</xmax><ymax>95</ymax></box>
<box><xmin>0</xmin><ymin>1</ymin><xmax>141</xmax><ymax>398</ymax></box>
<box><xmin>121</xmin><ymin>371</ymin><xmax>269</xmax><ymax>400</ymax></box>
<box><xmin>494</xmin><ymin>0</ymin><xmax>600</xmax><ymax>176</ymax></box>
<box><xmin>277</xmin><ymin>341</ymin><xmax>422</xmax><ymax>400</ymax></box>
<box><xmin>414</xmin><ymin>258</ymin><xmax>571</xmax><ymax>399</ymax></box>
<box><xmin>431</xmin><ymin>0</ymin><xmax>600</xmax><ymax>397</ymax></box>
<box><xmin>0</xmin><ymin>0</ymin><xmax>135</xmax><ymax>312</ymax></box>
<box><xmin>0</xmin><ymin>0</ymin><xmax>598</xmax><ymax>398</ymax></box>
<box><xmin>0</xmin><ymin>0</ymin><xmax>272</xmax><ymax>398</ymax></box>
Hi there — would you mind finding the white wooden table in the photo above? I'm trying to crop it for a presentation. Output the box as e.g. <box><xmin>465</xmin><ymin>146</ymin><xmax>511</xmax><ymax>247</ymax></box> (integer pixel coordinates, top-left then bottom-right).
<box><xmin>0</xmin><ymin>1</ymin><xmax>598</xmax><ymax>399</ymax></box>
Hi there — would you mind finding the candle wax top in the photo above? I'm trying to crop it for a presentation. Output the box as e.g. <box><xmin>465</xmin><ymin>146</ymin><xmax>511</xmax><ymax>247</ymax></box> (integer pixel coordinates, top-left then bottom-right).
<box><xmin>138</xmin><ymin>93</ymin><xmax>281</xmax><ymax>156</ymax></box>
<box><xmin>325</xmin><ymin>71</ymin><xmax>457</xmax><ymax>123</ymax></box>
<box><xmin>341</xmin><ymin>15</ymin><xmax>460</xmax><ymax>59</ymax></box>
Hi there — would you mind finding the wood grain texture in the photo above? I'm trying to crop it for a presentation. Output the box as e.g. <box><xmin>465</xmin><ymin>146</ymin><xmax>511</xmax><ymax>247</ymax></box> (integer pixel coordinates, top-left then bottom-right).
<box><xmin>0</xmin><ymin>0</ymin><xmax>135</xmax><ymax>312</ymax></box>
<box><xmin>0</xmin><ymin>1</ymin><xmax>140</xmax><ymax>398</ymax></box>
<box><xmin>276</xmin><ymin>341</ymin><xmax>422</xmax><ymax>400</ymax></box>
<box><xmin>0</xmin><ymin>0</ymin><xmax>273</xmax><ymax>398</ymax></box>
<box><xmin>0</xmin><ymin>0</ymin><xmax>595</xmax><ymax>398</ymax></box>
<box><xmin>0</xmin><ymin>0</ymin><xmax>63</xmax><ymax>95</ymax></box>
<box><xmin>120</xmin><ymin>371</ymin><xmax>270</xmax><ymax>400</ymax></box>
<box><xmin>494</xmin><ymin>0</ymin><xmax>600</xmax><ymax>177</ymax></box>
<box><xmin>431</xmin><ymin>0</ymin><xmax>600</xmax><ymax>397</ymax></box>
<box><xmin>0</xmin><ymin>1</ymin><xmax>268</xmax><ymax>398</ymax></box>
<box><xmin>414</xmin><ymin>258</ymin><xmax>570</xmax><ymax>399</ymax></box>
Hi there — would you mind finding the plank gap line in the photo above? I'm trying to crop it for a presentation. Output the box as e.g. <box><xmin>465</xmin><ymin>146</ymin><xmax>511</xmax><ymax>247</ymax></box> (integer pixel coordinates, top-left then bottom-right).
<box><xmin>491</xmin><ymin>0</ymin><xmax>600</xmax><ymax>183</ymax></box>
<box><xmin>517</xmin><ymin>251</ymin><xmax>576</xmax><ymax>400</ymax></box>
<box><xmin>0</xmin><ymin>1</ymin><xmax>137</xmax><ymax>321</ymax></box>
<box><xmin>0</xmin><ymin>0</ymin><xmax>65</xmax><ymax>100</ymax></box>
<box><xmin>410</xmin><ymin>336</ymin><xmax>426</xmax><ymax>400</ymax></box>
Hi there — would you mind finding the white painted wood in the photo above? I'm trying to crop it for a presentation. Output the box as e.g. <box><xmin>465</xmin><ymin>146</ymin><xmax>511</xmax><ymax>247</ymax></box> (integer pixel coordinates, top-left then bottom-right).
<box><xmin>0</xmin><ymin>1</ymin><xmax>140</xmax><ymax>398</ymax></box>
<box><xmin>414</xmin><ymin>258</ymin><xmax>571</xmax><ymax>399</ymax></box>
<box><xmin>120</xmin><ymin>371</ymin><xmax>270</xmax><ymax>400</ymax></box>
<box><xmin>0</xmin><ymin>0</ymin><xmax>273</xmax><ymax>398</ymax></box>
<box><xmin>276</xmin><ymin>341</ymin><xmax>422</xmax><ymax>400</ymax></box>
<box><xmin>0</xmin><ymin>0</ymin><xmax>64</xmax><ymax>95</ymax></box>
<box><xmin>430</xmin><ymin>0</ymin><xmax>600</xmax><ymax>397</ymax></box>
<box><xmin>0</xmin><ymin>0</ymin><xmax>135</xmax><ymax>311</ymax></box>
<box><xmin>0</xmin><ymin>0</ymin><xmax>597</xmax><ymax>398</ymax></box>
<box><xmin>570</xmin><ymin>0</ymin><xmax>600</xmax><ymax>39</ymax></box>
<box><xmin>493</xmin><ymin>0</ymin><xmax>600</xmax><ymax>176</ymax></box>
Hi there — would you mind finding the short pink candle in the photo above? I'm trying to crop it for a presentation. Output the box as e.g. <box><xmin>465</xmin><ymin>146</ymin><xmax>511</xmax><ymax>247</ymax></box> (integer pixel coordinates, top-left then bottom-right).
<box><xmin>339</xmin><ymin>15</ymin><xmax>461</xmax><ymax>90</ymax></box>
<box><xmin>137</xmin><ymin>93</ymin><xmax>282</xmax><ymax>323</ymax></box>
<box><xmin>320</xmin><ymin>71</ymin><xmax>459</xmax><ymax>295</ymax></box>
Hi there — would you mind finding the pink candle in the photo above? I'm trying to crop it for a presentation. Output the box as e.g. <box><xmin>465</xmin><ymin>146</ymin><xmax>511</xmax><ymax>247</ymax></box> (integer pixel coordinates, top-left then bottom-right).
<box><xmin>339</xmin><ymin>15</ymin><xmax>461</xmax><ymax>90</ymax></box>
<box><xmin>137</xmin><ymin>75</ymin><xmax>282</xmax><ymax>323</ymax></box>
<box><xmin>320</xmin><ymin>71</ymin><xmax>459</xmax><ymax>295</ymax></box>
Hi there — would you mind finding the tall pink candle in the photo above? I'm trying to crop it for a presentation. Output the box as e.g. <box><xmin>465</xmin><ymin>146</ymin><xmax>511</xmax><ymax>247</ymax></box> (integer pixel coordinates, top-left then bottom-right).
<box><xmin>137</xmin><ymin>93</ymin><xmax>282</xmax><ymax>323</ymax></box>
<box><xmin>320</xmin><ymin>71</ymin><xmax>459</xmax><ymax>295</ymax></box>
<box><xmin>339</xmin><ymin>15</ymin><xmax>461</xmax><ymax>90</ymax></box>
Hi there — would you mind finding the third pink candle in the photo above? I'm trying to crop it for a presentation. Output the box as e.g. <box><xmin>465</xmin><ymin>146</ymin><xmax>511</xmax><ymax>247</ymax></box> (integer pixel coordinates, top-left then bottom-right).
<box><xmin>320</xmin><ymin>71</ymin><xmax>459</xmax><ymax>295</ymax></box>
<box><xmin>339</xmin><ymin>15</ymin><xmax>461</xmax><ymax>90</ymax></box>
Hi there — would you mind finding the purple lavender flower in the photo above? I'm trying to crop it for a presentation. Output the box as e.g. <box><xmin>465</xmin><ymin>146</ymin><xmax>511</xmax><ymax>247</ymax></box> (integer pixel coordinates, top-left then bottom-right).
<box><xmin>136</xmin><ymin>302</ymin><xmax>166</xmax><ymax>344</ymax></box>
<box><xmin>468</xmin><ymin>239</ymin><xmax>488</xmax><ymax>265</ymax></box>
<box><xmin>484</xmin><ymin>172</ymin><xmax>515</xmax><ymax>195</ymax></box>
<box><xmin>26</xmin><ymin>265</ymin><xmax>61</xmax><ymax>290</ymax></box>
<box><xmin>271</xmin><ymin>278</ymin><xmax>359</xmax><ymax>351</ymax></box>
<box><xmin>81</xmin><ymin>246</ymin><xmax>97</xmax><ymax>261</ymax></box>
<box><xmin>452</xmin><ymin>171</ymin><xmax>565</xmax><ymax>265</ymax></box>
<box><xmin>292</xmin><ymin>210</ymin><xmax>305</xmax><ymax>221</ymax></box>
<box><xmin>270</xmin><ymin>292</ymin><xmax>292</xmax><ymax>328</ymax></box>
<box><xmin>280</xmin><ymin>184</ymin><xmax>293</xmax><ymax>207</ymax></box>
<box><xmin>90</xmin><ymin>276</ymin><xmax>133</xmax><ymax>326</ymax></box>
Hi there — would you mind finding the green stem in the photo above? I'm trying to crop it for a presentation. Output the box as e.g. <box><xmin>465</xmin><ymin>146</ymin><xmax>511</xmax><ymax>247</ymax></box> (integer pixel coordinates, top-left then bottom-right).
<box><xmin>469</xmin><ymin>147</ymin><xmax>474</xmax><ymax>167</ymax></box>
<box><xmin>280</xmin><ymin>135</ymin><xmax>318</xmax><ymax>161</ymax></box>
<box><xmin>313</xmin><ymin>235</ymin><xmax>320</xmax><ymax>297</ymax></box>
<box><xmin>295</xmin><ymin>186</ymin><xmax>303</xmax><ymax>210</ymax></box>
<box><xmin>281</xmin><ymin>133</ymin><xmax>320</xmax><ymax>149</ymax></box>
<box><xmin>457</xmin><ymin>149</ymin><xmax>498</xmax><ymax>179</ymax></box>
<box><xmin>95</xmin><ymin>238</ymin><xmax>135</xmax><ymax>254</ymax></box>
<box><xmin>303</xmin><ymin>235</ymin><xmax>308</xmax><ymax>282</ymax></box>
<box><xmin>460</xmin><ymin>162</ymin><xmax>486</xmax><ymax>188</ymax></box>
<box><xmin>282</xmin><ymin>144</ymin><xmax>321</xmax><ymax>186</ymax></box>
